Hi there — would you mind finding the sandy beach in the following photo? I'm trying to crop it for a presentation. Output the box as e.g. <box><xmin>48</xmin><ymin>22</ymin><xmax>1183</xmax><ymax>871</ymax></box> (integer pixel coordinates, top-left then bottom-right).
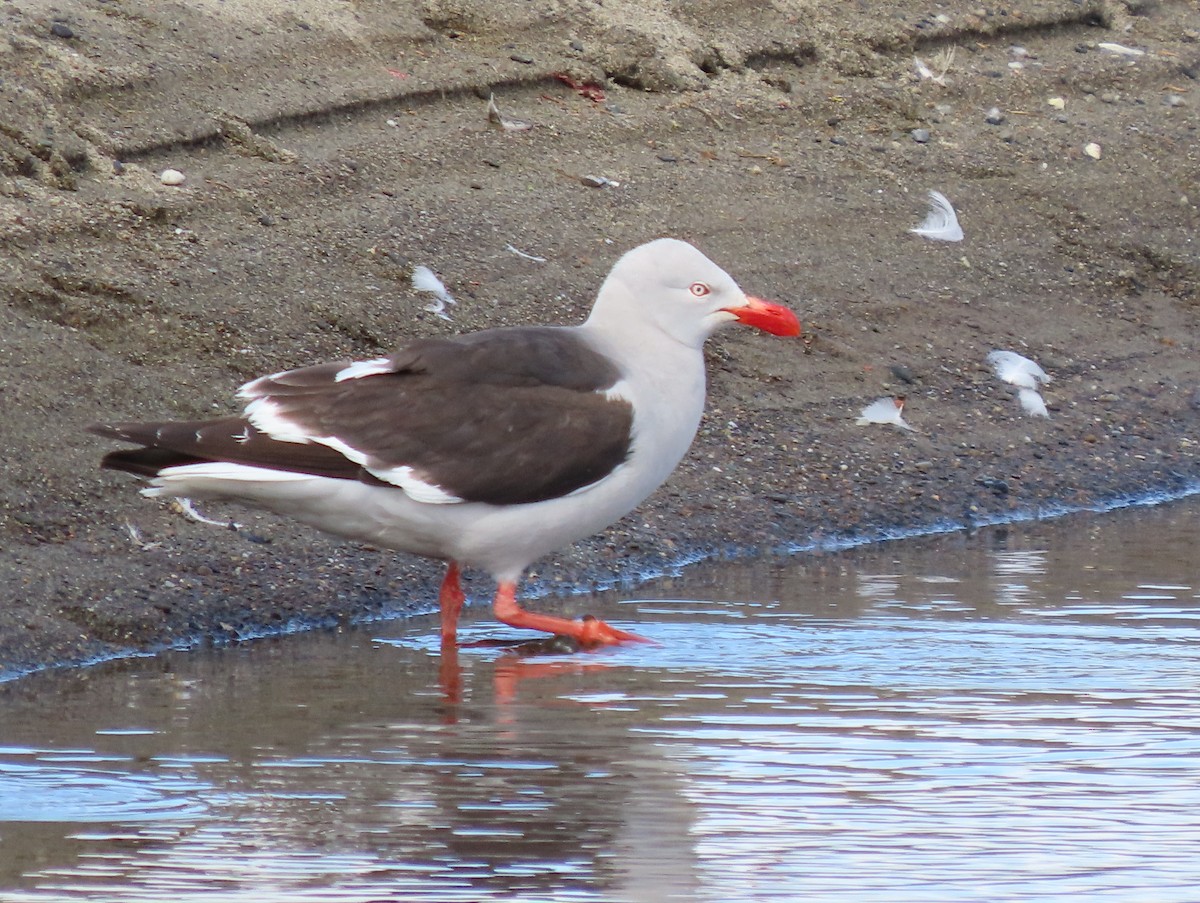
<box><xmin>1</xmin><ymin>0</ymin><xmax>1197</xmax><ymax>676</ymax></box>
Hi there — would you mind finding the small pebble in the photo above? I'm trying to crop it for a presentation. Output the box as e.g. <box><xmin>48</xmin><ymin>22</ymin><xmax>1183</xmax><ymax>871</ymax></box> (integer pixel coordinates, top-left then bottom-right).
<box><xmin>1163</xmin><ymin>93</ymin><xmax>1184</xmax><ymax>107</ymax></box>
<box><xmin>159</xmin><ymin>169</ymin><xmax>186</xmax><ymax>186</ymax></box>
<box><xmin>50</xmin><ymin>22</ymin><xmax>74</xmax><ymax>39</ymax></box>
<box><xmin>1048</xmin><ymin>96</ymin><xmax>1066</xmax><ymax>110</ymax></box>
<box><xmin>910</xmin><ymin>128</ymin><xmax>931</xmax><ymax>144</ymax></box>
<box><xmin>985</xmin><ymin>107</ymin><xmax>1005</xmax><ymax>125</ymax></box>
<box><xmin>509</xmin><ymin>54</ymin><xmax>534</xmax><ymax>65</ymax></box>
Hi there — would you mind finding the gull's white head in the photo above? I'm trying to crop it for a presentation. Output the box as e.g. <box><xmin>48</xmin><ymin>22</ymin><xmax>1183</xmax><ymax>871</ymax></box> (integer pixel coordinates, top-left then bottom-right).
<box><xmin>586</xmin><ymin>238</ymin><xmax>800</xmax><ymax>349</ymax></box>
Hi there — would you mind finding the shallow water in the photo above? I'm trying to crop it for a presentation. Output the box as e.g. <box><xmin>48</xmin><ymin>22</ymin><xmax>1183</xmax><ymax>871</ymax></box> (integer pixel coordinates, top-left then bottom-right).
<box><xmin>2</xmin><ymin>496</ymin><xmax>1199</xmax><ymax>902</ymax></box>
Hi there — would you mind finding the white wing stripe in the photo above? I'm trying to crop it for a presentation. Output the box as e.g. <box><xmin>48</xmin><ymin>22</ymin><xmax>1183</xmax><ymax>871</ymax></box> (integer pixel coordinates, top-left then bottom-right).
<box><xmin>237</xmin><ymin>370</ymin><xmax>289</xmax><ymax>399</ymax></box>
<box><xmin>318</xmin><ymin>435</ymin><xmax>369</xmax><ymax>465</ymax></box>
<box><xmin>370</xmin><ymin>465</ymin><xmax>464</xmax><ymax>504</ymax></box>
<box><xmin>243</xmin><ymin>397</ymin><xmax>313</xmax><ymax>444</ymax></box>
<box><xmin>335</xmin><ymin>358</ymin><xmax>394</xmax><ymax>382</ymax></box>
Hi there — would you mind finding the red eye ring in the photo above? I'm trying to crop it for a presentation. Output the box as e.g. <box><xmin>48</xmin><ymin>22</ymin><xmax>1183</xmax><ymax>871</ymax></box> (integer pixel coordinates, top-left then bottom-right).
<box><xmin>689</xmin><ymin>282</ymin><xmax>711</xmax><ymax>297</ymax></box>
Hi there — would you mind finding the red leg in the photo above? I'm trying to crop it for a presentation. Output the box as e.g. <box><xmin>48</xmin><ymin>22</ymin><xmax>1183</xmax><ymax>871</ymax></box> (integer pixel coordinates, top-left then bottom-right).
<box><xmin>491</xmin><ymin>581</ymin><xmax>652</xmax><ymax>647</ymax></box>
<box><xmin>438</xmin><ymin>561</ymin><xmax>466</xmax><ymax>643</ymax></box>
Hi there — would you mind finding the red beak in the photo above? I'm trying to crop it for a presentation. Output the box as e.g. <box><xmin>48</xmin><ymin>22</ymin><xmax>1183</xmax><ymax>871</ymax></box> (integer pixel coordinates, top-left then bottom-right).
<box><xmin>726</xmin><ymin>296</ymin><xmax>802</xmax><ymax>337</ymax></box>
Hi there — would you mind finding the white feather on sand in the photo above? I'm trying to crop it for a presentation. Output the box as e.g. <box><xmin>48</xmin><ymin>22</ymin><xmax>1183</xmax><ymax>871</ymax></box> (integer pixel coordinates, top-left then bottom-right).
<box><xmin>987</xmin><ymin>350</ymin><xmax>1050</xmax><ymax>389</ymax></box>
<box><xmin>856</xmin><ymin>396</ymin><xmax>914</xmax><ymax>431</ymax></box>
<box><xmin>988</xmin><ymin>350</ymin><xmax>1051</xmax><ymax>418</ymax></box>
<box><xmin>1018</xmin><ymin>387</ymin><xmax>1049</xmax><ymax>418</ymax></box>
<box><xmin>910</xmin><ymin>190</ymin><xmax>964</xmax><ymax>242</ymax></box>
<box><xmin>487</xmin><ymin>94</ymin><xmax>533</xmax><ymax>132</ymax></box>
<box><xmin>412</xmin><ymin>265</ymin><xmax>456</xmax><ymax>320</ymax></box>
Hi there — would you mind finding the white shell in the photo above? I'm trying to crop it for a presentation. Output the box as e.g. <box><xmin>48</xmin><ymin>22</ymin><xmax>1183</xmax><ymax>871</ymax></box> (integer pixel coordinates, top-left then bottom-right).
<box><xmin>1083</xmin><ymin>142</ymin><xmax>1102</xmax><ymax>160</ymax></box>
<box><xmin>159</xmin><ymin>169</ymin><xmax>186</xmax><ymax>186</ymax></box>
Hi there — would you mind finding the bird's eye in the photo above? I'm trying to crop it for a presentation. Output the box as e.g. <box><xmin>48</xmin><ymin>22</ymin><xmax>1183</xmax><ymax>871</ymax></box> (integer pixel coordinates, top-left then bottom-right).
<box><xmin>689</xmin><ymin>282</ymin><xmax>711</xmax><ymax>297</ymax></box>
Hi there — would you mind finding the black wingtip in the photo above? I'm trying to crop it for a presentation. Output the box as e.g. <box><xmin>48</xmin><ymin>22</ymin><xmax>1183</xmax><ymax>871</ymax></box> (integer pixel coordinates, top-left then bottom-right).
<box><xmin>86</xmin><ymin>422</ymin><xmax>125</xmax><ymax>440</ymax></box>
<box><xmin>87</xmin><ymin>421</ymin><xmax>159</xmax><ymax>444</ymax></box>
<box><xmin>99</xmin><ymin>447</ymin><xmax>204</xmax><ymax>478</ymax></box>
<box><xmin>89</xmin><ymin>422</ymin><xmax>203</xmax><ymax>476</ymax></box>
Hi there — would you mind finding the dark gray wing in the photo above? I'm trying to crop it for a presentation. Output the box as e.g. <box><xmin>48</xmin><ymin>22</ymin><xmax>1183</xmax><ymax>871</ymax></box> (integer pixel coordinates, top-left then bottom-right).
<box><xmin>95</xmin><ymin>327</ymin><xmax>634</xmax><ymax>506</ymax></box>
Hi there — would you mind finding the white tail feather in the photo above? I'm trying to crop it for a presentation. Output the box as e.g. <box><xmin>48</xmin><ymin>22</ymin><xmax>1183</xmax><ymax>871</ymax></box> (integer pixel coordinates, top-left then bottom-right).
<box><xmin>144</xmin><ymin>462</ymin><xmax>317</xmax><ymax>499</ymax></box>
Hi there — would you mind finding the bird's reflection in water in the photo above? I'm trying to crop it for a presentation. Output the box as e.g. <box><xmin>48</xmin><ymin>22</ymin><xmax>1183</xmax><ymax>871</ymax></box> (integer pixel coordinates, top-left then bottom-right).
<box><xmin>438</xmin><ymin>633</ymin><xmax>616</xmax><ymax>716</ymax></box>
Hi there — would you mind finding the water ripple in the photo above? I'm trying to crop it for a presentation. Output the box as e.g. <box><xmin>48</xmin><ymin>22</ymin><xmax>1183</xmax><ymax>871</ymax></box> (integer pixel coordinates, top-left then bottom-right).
<box><xmin>3</xmin><ymin>498</ymin><xmax>1200</xmax><ymax>901</ymax></box>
